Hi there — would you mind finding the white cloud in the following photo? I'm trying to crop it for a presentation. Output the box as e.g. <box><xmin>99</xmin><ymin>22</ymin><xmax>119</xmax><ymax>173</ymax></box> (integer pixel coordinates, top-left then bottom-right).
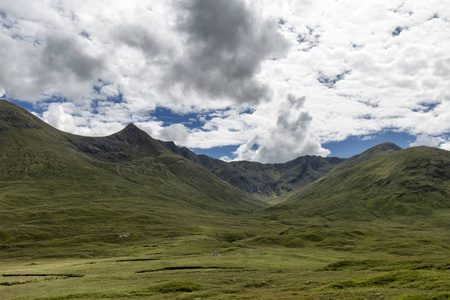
<box><xmin>1</xmin><ymin>0</ymin><xmax>450</xmax><ymax>162</ymax></box>
<box><xmin>409</xmin><ymin>134</ymin><xmax>450</xmax><ymax>152</ymax></box>
<box><xmin>440</xmin><ymin>142</ymin><xmax>450</xmax><ymax>151</ymax></box>
<box><xmin>230</xmin><ymin>94</ymin><xmax>330</xmax><ymax>162</ymax></box>
<box><xmin>42</xmin><ymin>102</ymin><xmax>78</xmax><ymax>134</ymax></box>
<box><xmin>159</xmin><ymin>124</ymin><xmax>189</xmax><ymax>144</ymax></box>
<box><xmin>99</xmin><ymin>85</ymin><xmax>119</xmax><ymax>98</ymax></box>
<box><xmin>361</xmin><ymin>135</ymin><xmax>375</xmax><ymax>141</ymax></box>
<box><xmin>409</xmin><ymin>134</ymin><xmax>443</xmax><ymax>148</ymax></box>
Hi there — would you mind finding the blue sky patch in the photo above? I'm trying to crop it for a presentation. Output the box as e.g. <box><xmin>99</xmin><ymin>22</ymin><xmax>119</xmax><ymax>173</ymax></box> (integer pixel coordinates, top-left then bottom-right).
<box><xmin>413</xmin><ymin>102</ymin><xmax>439</xmax><ymax>113</ymax></box>
<box><xmin>392</xmin><ymin>26</ymin><xmax>403</xmax><ymax>36</ymax></box>
<box><xmin>151</xmin><ymin>107</ymin><xmax>208</xmax><ymax>129</ymax></box>
<box><xmin>323</xmin><ymin>130</ymin><xmax>415</xmax><ymax>158</ymax></box>
<box><xmin>318</xmin><ymin>70</ymin><xmax>350</xmax><ymax>88</ymax></box>
<box><xmin>191</xmin><ymin>145</ymin><xmax>239</xmax><ymax>160</ymax></box>
<box><xmin>10</xmin><ymin>98</ymin><xmax>44</xmax><ymax>114</ymax></box>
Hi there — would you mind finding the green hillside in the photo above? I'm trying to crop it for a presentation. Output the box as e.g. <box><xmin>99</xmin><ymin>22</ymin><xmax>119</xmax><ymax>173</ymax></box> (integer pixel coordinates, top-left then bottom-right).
<box><xmin>0</xmin><ymin>99</ymin><xmax>264</xmax><ymax>257</ymax></box>
<box><xmin>1</xmin><ymin>100</ymin><xmax>449</xmax><ymax>299</ymax></box>
<box><xmin>271</xmin><ymin>143</ymin><xmax>450</xmax><ymax>221</ymax></box>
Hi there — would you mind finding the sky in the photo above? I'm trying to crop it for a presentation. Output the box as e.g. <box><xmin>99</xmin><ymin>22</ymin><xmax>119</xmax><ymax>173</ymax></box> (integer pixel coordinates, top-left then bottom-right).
<box><xmin>1</xmin><ymin>0</ymin><xmax>450</xmax><ymax>163</ymax></box>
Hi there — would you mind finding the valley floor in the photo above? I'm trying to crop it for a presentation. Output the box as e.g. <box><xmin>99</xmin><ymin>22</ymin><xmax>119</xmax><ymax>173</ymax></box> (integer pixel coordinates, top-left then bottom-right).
<box><xmin>1</xmin><ymin>216</ymin><xmax>449</xmax><ymax>300</ymax></box>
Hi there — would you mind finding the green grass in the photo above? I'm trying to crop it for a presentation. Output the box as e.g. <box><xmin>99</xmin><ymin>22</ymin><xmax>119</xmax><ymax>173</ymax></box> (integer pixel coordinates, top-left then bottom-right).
<box><xmin>0</xmin><ymin>225</ymin><xmax>448</xmax><ymax>299</ymax></box>
<box><xmin>326</xmin><ymin>269</ymin><xmax>450</xmax><ymax>290</ymax></box>
<box><xmin>274</xmin><ymin>145</ymin><xmax>450</xmax><ymax>222</ymax></box>
<box><xmin>0</xmin><ymin>209</ymin><xmax>449</xmax><ymax>299</ymax></box>
<box><xmin>1</xmin><ymin>100</ymin><xmax>450</xmax><ymax>299</ymax></box>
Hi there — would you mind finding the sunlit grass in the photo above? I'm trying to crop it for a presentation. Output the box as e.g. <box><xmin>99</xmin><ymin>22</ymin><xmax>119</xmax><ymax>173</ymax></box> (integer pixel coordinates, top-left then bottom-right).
<box><xmin>1</xmin><ymin>213</ymin><xmax>449</xmax><ymax>299</ymax></box>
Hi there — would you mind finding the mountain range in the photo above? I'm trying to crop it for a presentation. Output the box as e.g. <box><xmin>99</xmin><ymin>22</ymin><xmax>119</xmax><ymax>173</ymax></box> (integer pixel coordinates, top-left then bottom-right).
<box><xmin>159</xmin><ymin>139</ymin><xmax>346</xmax><ymax>203</ymax></box>
<box><xmin>2</xmin><ymin>99</ymin><xmax>450</xmax><ymax>299</ymax></box>
<box><xmin>1</xmin><ymin>99</ymin><xmax>450</xmax><ymax>251</ymax></box>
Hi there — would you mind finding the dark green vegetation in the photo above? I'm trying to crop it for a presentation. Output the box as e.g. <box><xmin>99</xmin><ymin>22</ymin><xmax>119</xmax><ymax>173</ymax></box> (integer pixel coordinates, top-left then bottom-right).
<box><xmin>1</xmin><ymin>99</ymin><xmax>449</xmax><ymax>299</ymax></box>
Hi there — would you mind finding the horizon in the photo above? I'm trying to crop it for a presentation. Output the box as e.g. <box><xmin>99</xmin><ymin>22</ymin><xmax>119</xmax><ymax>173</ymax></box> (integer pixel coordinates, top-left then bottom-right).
<box><xmin>0</xmin><ymin>98</ymin><xmax>425</xmax><ymax>161</ymax></box>
<box><xmin>2</xmin><ymin>98</ymin><xmax>420</xmax><ymax>162</ymax></box>
<box><xmin>1</xmin><ymin>1</ymin><xmax>450</xmax><ymax>163</ymax></box>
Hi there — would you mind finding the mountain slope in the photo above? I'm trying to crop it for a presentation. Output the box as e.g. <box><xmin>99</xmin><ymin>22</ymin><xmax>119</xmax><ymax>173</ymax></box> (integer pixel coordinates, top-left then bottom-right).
<box><xmin>159</xmin><ymin>140</ymin><xmax>346</xmax><ymax>201</ymax></box>
<box><xmin>334</xmin><ymin>142</ymin><xmax>402</xmax><ymax>172</ymax></box>
<box><xmin>0</xmin><ymin>100</ymin><xmax>265</xmax><ymax>255</ymax></box>
<box><xmin>271</xmin><ymin>144</ymin><xmax>450</xmax><ymax>220</ymax></box>
<box><xmin>0</xmin><ymin>99</ymin><xmax>263</xmax><ymax>210</ymax></box>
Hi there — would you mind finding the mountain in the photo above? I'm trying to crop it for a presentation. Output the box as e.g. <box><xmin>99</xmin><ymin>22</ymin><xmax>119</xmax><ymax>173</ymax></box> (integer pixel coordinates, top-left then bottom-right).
<box><xmin>271</xmin><ymin>143</ymin><xmax>450</xmax><ymax>220</ymax></box>
<box><xmin>0</xmin><ymin>99</ymin><xmax>263</xmax><ymax>208</ymax></box>
<box><xmin>334</xmin><ymin>142</ymin><xmax>402</xmax><ymax>171</ymax></box>
<box><xmin>0</xmin><ymin>99</ymin><xmax>265</xmax><ymax>254</ymax></box>
<box><xmin>159</xmin><ymin>140</ymin><xmax>346</xmax><ymax>201</ymax></box>
<box><xmin>2</xmin><ymin>100</ymin><xmax>450</xmax><ymax>300</ymax></box>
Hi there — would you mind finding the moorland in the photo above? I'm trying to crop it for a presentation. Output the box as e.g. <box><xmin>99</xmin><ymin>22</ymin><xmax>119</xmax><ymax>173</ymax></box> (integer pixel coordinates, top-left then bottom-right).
<box><xmin>0</xmin><ymin>99</ymin><xmax>449</xmax><ymax>299</ymax></box>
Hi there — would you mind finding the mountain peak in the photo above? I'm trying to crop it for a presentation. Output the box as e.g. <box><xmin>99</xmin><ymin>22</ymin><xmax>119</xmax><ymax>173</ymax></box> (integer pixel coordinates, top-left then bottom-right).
<box><xmin>353</xmin><ymin>142</ymin><xmax>401</xmax><ymax>160</ymax></box>
<box><xmin>368</xmin><ymin>142</ymin><xmax>402</xmax><ymax>152</ymax></box>
<box><xmin>124</xmin><ymin>123</ymin><xmax>138</xmax><ymax>129</ymax></box>
<box><xmin>115</xmin><ymin>123</ymin><xmax>147</xmax><ymax>144</ymax></box>
<box><xmin>333</xmin><ymin>142</ymin><xmax>402</xmax><ymax>172</ymax></box>
<box><xmin>109</xmin><ymin>123</ymin><xmax>168</xmax><ymax>155</ymax></box>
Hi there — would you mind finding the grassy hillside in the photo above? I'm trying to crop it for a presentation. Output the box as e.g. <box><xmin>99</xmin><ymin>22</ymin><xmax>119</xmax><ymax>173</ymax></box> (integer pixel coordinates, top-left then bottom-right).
<box><xmin>1</xmin><ymin>100</ymin><xmax>449</xmax><ymax>299</ymax></box>
<box><xmin>271</xmin><ymin>143</ymin><xmax>450</xmax><ymax>221</ymax></box>
<box><xmin>0</xmin><ymin>99</ymin><xmax>265</xmax><ymax>258</ymax></box>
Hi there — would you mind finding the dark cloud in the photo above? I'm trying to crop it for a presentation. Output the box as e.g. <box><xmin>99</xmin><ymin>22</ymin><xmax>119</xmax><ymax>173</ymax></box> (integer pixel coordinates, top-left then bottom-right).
<box><xmin>42</xmin><ymin>34</ymin><xmax>104</xmax><ymax>81</ymax></box>
<box><xmin>113</xmin><ymin>25</ymin><xmax>163</xmax><ymax>58</ymax></box>
<box><xmin>80</xmin><ymin>30</ymin><xmax>91</xmax><ymax>41</ymax></box>
<box><xmin>286</xmin><ymin>94</ymin><xmax>306</xmax><ymax>109</ymax></box>
<box><xmin>168</xmin><ymin>0</ymin><xmax>289</xmax><ymax>103</ymax></box>
<box><xmin>0</xmin><ymin>10</ymin><xmax>17</xmax><ymax>30</ymax></box>
<box><xmin>277</xmin><ymin>95</ymin><xmax>311</xmax><ymax>133</ymax></box>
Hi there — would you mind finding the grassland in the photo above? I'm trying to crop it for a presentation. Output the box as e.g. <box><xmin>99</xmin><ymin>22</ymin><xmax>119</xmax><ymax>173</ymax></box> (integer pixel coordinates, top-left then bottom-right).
<box><xmin>1</xmin><ymin>100</ymin><xmax>449</xmax><ymax>299</ymax></box>
<box><xmin>1</xmin><ymin>209</ymin><xmax>449</xmax><ymax>299</ymax></box>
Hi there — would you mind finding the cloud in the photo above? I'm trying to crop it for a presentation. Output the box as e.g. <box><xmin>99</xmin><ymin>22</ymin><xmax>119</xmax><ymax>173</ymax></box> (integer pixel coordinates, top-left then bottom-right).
<box><xmin>113</xmin><ymin>25</ymin><xmax>163</xmax><ymax>58</ymax></box>
<box><xmin>409</xmin><ymin>133</ymin><xmax>450</xmax><ymax>153</ymax></box>
<box><xmin>409</xmin><ymin>134</ymin><xmax>450</xmax><ymax>150</ymax></box>
<box><xmin>1</xmin><ymin>0</ymin><xmax>450</xmax><ymax>163</ymax></box>
<box><xmin>232</xmin><ymin>94</ymin><xmax>330</xmax><ymax>163</ymax></box>
<box><xmin>165</xmin><ymin>107</ymin><xmax>253</xmax><ymax>149</ymax></box>
<box><xmin>43</xmin><ymin>102</ymin><xmax>80</xmax><ymax>134</ymax></box>
<box><xmin>267</xmin><ymin>0</ymin><xmax>450</xmax><ymax>147</ymax></box>
<box><xmin>440</xmin><ymin>142</ymin><xmax>450</xmax><ymax>151</ymax></box>
<box><xmin>0</xmin><ymin>2</ymin><xmax>106</xmax><ymax>101</ymax></box>
<box><xmin>167</xmin><ymin>0</ymin><xmax>290</xmax><ymax>103</ymax></box>
<box><xmin>43</xmin><ymin>34</ymin><xmax>104</xmax><ymax>81</ymax></box>
<box><xmin>361</xmin><ymin>135</ymin><xmax>375</xmax><ymax>141</ymax></box>
<box><xmin>159</xmin><ymin>123</ymin><xmax>189</xmax><ymax>143</ymax></box>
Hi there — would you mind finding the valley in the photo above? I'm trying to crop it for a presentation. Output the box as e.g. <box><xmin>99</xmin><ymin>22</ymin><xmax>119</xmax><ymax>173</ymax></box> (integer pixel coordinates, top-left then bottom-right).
<box><xmin>1</xmin><ymin>99</ymin><xmax>449</xmax><ymax>299</ymax></box>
